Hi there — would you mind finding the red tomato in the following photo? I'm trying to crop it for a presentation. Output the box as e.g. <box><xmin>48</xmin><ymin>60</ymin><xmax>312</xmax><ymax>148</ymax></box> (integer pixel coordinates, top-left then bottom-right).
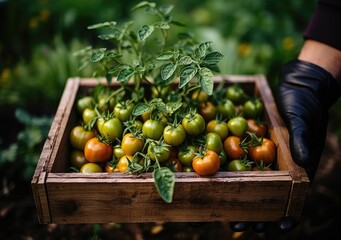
<box><xmin>248</xmin><ymin>137</ymin><xmax>276</xmax><ymax>165</ymax></box>
<box><xmin>192</xmin><ymin>150</ymin><xmax>220</xmax><ymax>176</ymax></box>
<box><xmin>247</xmin><ymin>119</ymin><xmax>267</xmax><ymax>137</ymax></box>
<box><xmin>84</xmin><ymin>137</ymin><xmax>113</xmax><ymax>163</ymax></box>
<box><xmin>223</xmin><ymin>136</ymin><xmax>246</xmax><ymax>160</ymax></box>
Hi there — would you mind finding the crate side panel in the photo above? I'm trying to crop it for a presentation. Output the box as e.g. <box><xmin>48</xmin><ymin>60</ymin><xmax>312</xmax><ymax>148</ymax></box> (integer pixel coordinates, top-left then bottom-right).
<box><xmin>46</xmin><ymin>174</ymin><xmax>292</xmax><ymax>223</ymax></box>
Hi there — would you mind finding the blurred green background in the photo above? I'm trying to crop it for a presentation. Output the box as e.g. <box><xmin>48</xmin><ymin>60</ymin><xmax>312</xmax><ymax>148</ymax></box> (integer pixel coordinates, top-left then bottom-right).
<box><xmin>1</xmin><ymin>0</ymin><xmax>340</xmax><ymax>239</ymax></box>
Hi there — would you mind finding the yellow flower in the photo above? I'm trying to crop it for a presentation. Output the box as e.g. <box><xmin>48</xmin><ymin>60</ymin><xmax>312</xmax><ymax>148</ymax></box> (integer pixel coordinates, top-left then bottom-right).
<box><xmin>282</xmin><ymin>37</ymin><xmax>295</xmax><ymax>51</ymax></box>
<box><xmin>238</xmin><ymin>42</ymin><xmax>251</xmax><ymax>57</ymax></box>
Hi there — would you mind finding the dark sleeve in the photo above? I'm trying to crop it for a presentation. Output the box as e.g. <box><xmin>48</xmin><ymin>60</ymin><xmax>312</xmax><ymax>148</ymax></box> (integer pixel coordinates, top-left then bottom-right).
<box><xmin>304</xmin><ymin>0</ymin><xmax>341</xmax><ymax>51</ymax></box>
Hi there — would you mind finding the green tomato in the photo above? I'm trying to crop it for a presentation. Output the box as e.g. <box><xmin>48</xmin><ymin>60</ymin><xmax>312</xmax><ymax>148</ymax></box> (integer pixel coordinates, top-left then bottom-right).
<box><xmin>147</xmin><ymin>142</ymin><xmax>170</xmax><ymax>163</ymax></box>
<box><xmin>217</xmin><ymin>99</ymin><xmax>235</xmax><ymax>119</ymax></box>
<box><xmin>163</xmin><ymin>124</ymin><xmax>186</xmax><ymax>146</ymax></box>
<box><xmin>114</xmin><ymin>101</ymin><xmax>135</xmax><ymax>122</ymax></box>
<box><xmin>69</xmin><ymin>125</ymin><xmax>96</xmax><ymax>150</ymax></box>
<box><xmin>97</xmin><ymin>117</ymin><xmax>123</xmax><ymax>141</ymax></box>
<box><xmin>243</xmin><ymin>99</ymin><xmax>264</xmax><ymax>119</ymax></box>
<box><xmin>226</xmin><ymin>83</ymin><xmax>247</xmax><ymax>105</ymax></box>
<box><xmin>227</xmin><ymin>117</ymin><xmax>248</xmax><ymax>137</ymax></box>
<box><xmin>178</xmin><ymin>145</ymin><xmax>197</xmax><ymax>167</ymax></box>
<box><xmin>206</xmin><ymin>132</ymin><xmax>223</xmax><ymax>154</ymax></box>
<box><xmin>182</xmin><ymin>113</ymin><xmax>205</xmax><ymax>136</ymax></box>
<box><xmin>77</xmin><ymin>96</ymin><xmax>94</xmax><ymax>114</ymax></box>
<box><xmin>82</xmin><ymin>108</ymin><xmax>97</xmax><ymax>124</ymax></box>
<box><xmin>142</xmin><ymin>119</ymin><xmax>165</xmax><ymax>140</ymax></box>
<box><xmin>227</xmin><ymin>159</ymin><xmax>251</xmax><ymax>171</ymax></box>
<box><xmin>206</xmin><ymin>119</ymin><xmax>228</xmax><ymax>140</ymax></box>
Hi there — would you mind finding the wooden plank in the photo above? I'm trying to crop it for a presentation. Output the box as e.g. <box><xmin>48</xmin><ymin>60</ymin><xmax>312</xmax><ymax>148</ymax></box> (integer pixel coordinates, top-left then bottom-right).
<box><xmin>46</xmin><ymin>172</ymin><xmax>292</xmax><ymax>224</ymax></box>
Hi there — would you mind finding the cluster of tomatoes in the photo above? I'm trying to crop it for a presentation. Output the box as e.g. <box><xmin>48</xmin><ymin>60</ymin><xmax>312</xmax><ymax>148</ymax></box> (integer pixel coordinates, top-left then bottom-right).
<box><xmin>69</xmin><ymin>82</ymin><xmax>277</xmax><ymax>176</ymax></box>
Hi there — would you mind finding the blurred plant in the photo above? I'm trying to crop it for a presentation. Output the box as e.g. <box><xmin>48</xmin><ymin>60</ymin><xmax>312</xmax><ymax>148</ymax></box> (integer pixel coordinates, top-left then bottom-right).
<box><xmin>0</xmin><ymin>109</ymin><xmax>53</xmax><ymax>181</ymax></box>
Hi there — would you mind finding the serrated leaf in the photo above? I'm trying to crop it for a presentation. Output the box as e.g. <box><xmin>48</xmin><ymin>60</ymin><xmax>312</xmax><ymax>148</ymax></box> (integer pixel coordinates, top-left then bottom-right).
<box><xmin>202</xmin><ymin>52</ymin><xmax>224</xmax><ymax>64</ymax></box>
<box><xmin>153</xmin><ymin>167</ymin><xmax>175</xmax><ymax>203</ymax></box>
<box><xmin>117</xmin><ymin>68</ymin><xmax>134</xmax><ymax>82</ymax></box>
<box><xmin>179</xmin><ymin>66</ymin><xmax>197</xmax><ymax>88</ymax></box>
<box><xmin>87</xmin><ymin>21</ymin><xmax>116</xmax><ymax>29</ymax></box>
<box><xmin>156</xmin><ymin>51</ymin><xmax>174</xmax><ymax>60</ymax></box>
<box><xmin>161</xmin><ymin>62</ymin><xmax>177</xmax><ymax>80</ymax></box>
<box><xmin>132</xmin><ymin>103</ymin><xmax>151</xmax><ymax>116</ymax></box>
<box><xmin>90</xmin><ymin>48</ymin><xmax>106</xmax><ymax>62</ymax></box>
<box><xmin>177</xmin><ymin>56</ymin><xmax>192</xmax><ymax>65</ymax></box>
<box><xmin>195</xmin><ymin>41</ymin><xmax>212</xmax><ymax>59</ymax></box>
<box><xmin>199</xmin><ymin>67</ymin><xmax>214</xmax><ymax>95</ymax></box>
<box><xmin>138</xmin><ymin>25</ymin><xmax>154</xmax><ymax>41</ymax></box>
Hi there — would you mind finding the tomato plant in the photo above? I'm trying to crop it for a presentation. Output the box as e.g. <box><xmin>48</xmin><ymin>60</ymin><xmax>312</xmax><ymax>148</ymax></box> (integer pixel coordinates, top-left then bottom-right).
<box><xmin>192</xmin><ymin>150</ymin><xmax>220</xmax><ymax>176</ymax></box>
<box><xmin>84</xmin><ymin>137</ymin><xmax>113</xmax><ymax>163</ymax></box>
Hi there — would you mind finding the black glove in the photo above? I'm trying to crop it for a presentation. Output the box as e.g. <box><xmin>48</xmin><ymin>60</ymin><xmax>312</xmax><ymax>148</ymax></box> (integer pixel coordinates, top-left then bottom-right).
<box><xmin>276</xmin><ymin>60</ymin><xmax>340</xmax><ymax>181</ymax></box>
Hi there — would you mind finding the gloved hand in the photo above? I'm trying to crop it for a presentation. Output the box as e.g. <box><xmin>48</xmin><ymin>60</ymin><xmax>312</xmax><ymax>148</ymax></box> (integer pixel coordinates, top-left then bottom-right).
<box><xmin>276</xmin><ymin>59</ymin><xmax>340</xmax><ymax>181</ymax></box>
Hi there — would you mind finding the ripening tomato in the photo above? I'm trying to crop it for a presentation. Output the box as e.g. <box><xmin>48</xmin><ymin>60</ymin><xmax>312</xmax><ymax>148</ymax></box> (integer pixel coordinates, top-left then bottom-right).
<box><xmin>248</xmin><ymin>137</ymin><xmax>276</xmax><ymax>165</ymax></box>
<box><xmin>182</xmin><ymin>112</ymin><xmax>205</xmax><ymax>136</ymax></box>
<box><xmin>247</xmin><ymin>119</ymin><xmax>267</xmax><ymax>137</ymax></box>
<box><xmin>163</xmin><ymin>124</ymin><xmax>186</xmax><ymax>146</ymax></box>
<box><xmin>117</xmin><ymin>155</ymin><xmax>133</xmax><ymax>172</ymax></box>
<box><xmin>206</xmin><ymin>120</ymin><xmax>228</xmax><ymax>140</ymax></box>
<box><xmin>223</xmin><ymin>136</ymin><xmax>246</xmax><ymax>160</ymax></box>
<box><xmin>206</xmin><ymin>132</ymin><xmax>223</xmax><ymax>154</ymax></box>
<box><xmin>166</xmin><ymin>157</ymin><xmax>183</xmax><ymax>172</ymax></box>
<box><xmin>199</xmin><ymin>101</ymin><xmax>217</xmax><ymax>122</ymax></box>
<box><xmin>192</xmin><ymin>89</ymin><xmax>208</xmax><ymax>103</ymax></box>
<box><xmin>80</xmin><ymin>163</ymin><xmax>103</xmax><ymax>173</ymax></box>
<box><xmin>105</xmin><ymin>162</ymin><xmax>120</xmax><ymax>173</ymax></box>
<box><xmin>113</xmin><ymin>145</ymin><xmax>125</xmax><ymax>159</ymax></box>
<box><xmin>84</xmin><ymin>137</ymin><xmax>113</xmax><ymax>163</ymax></box>
<box><xmin>243</xmin><ymin>99</ymin><xmax>264</xmax><ymax>119</ymax></box>
<box><xmin>192</xmin><ymin>150</ymin><xmax>220</xmax><ymax>176</ymax></box>
<box><xmin>121</xmin><ymin>133</ymin><xmax>144</xmax><ymax>156</ymax></box>
<box><xmin>69</xmin><ymin>125</ymin><xmax>96</xmax><ymax>150</ymax></box>
<box><xmin>142</xmin><ymin>119</ymin><xmax>165</xmax><ymax>140</ymax></box>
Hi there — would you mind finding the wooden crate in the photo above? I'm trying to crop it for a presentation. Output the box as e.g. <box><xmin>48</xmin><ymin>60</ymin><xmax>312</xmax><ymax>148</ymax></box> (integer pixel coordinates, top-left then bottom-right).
<box><xmin>31</xmin><ymin>75</ymin><xmax>310</xmax><ymax>224</ymax></box>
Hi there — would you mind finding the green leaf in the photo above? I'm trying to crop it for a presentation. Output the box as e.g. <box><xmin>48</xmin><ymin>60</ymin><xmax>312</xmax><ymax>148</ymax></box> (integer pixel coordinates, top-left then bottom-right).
<box><xmin>87</xmin><ymin>21</ymin><xmax>116</xmax><ymax>29</ymax></box>
<box><xmin>154</xmin><ymin>21</ymin><xmax>170</xmax><ymax>29</ymax></box>
<box><xmin>161</xmin><ymin>62</ymin><xmax>177</xmax><ymax>80</ymax></box>
<box><xmin>132</xmin><ymin>102</ymin><xmax>151</xmax><ymax>116</ymax></box>
<box><xmin>156</xmin><ymin>51</ymin><xmax>174</xmax><ymax>60</ymax></box>
<box><xmin>159</xmin><ymin>5</ymin><xmax>174</xmax><ymax>15</ymax></box>
<box><xmin>90</xmin><ymin>48</ymin><xmax>106</xmax><ymax>62</ymax></box>
<box><xmin>138</xmin><ymin>25</ymin><xmax>155</xmax><ymax>41</ymax></box>
<box><xmin>199</xmin><ymin>67</ymin><xmax>214</xmax><ymax>95</ymax></box>
<box><xmin>202</xmin><ymin>52</ymin><xmax>224</xmax><ymax>64</ymax></box>
<box><xmin>153</xmin><ymin>167</ymin><xmax>175</xmax><ymax>203</ymax></box>
<box><xmin>177</xmin><ymin>56</ymin><xmax>192</xmax><ymax>65</ymax></box>
<box><xmin>179</xmin><ymin>66</ymin><xmax>197</xmax><ymax>88</ymax></box>
<box><xmin>195</xmin><ymin>41</ymin><xmax>212</xmax><ymax>59</ymax></box>
<box><xmin>131</xmin><ymin>1</ymin><xmax>156</xmax><ymax>11</ymax></box>
<box><xmin>117</xmin><ymin>68</ymin><xmax>135</xmax><ymax>82</ymax></box>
